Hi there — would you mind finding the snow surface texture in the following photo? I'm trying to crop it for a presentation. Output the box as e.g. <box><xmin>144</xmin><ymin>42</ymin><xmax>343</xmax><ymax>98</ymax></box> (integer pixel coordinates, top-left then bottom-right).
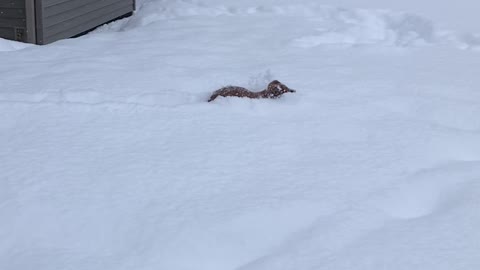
<box><xmin>1</xmin><ymin>0</ymin><xmax>480</xmax><ymax>270</ymax></box>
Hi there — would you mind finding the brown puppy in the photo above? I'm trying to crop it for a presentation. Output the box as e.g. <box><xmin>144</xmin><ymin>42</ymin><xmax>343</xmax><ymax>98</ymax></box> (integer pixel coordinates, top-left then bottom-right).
<box><xmin>208</xmin><ymin>80</ymin><xmax>296</xmax><ymax>102</ymax></box>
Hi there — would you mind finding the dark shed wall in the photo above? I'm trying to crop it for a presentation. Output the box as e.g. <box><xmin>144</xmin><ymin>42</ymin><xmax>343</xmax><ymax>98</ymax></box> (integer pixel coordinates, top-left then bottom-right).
<box><xmin>0</xmin><ymin>0</ymin><xmax>26</xmax><ymax>41</ymax></box>
<box><xmin>37</xmin><ymin>0</ymin><xmax>135</xmax><ymax>44</ymax></box>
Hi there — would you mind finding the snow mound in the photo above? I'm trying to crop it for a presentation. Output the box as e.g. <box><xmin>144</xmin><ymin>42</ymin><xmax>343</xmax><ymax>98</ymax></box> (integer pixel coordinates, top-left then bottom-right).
<box><xmin>455</xmin><ymin>33</ymin><xmax>480</xmax><ymax>51</ymax></box>
<box><xmin>377</xmin><ymin>162</ymin><xmax>480</xmax><ymax>219</ymax></box>
<box><xmin>123</xmin><ymin>0</ymin><xmax>480</xmax><ymax>50</ymax></box>
<box><xmin>292</xmin><ymin>9</ymin><xmax>435</xmax><ymax>47</ymax></box>
<box><xmin>234</xmin><ymin>161</ymin><xmax>480</xmax><ymax>270</ymax></box>
<box><xmin>127</xmin><ymin>1</ymin><xmax>436</xmax><ymax>47</ymax></box>
<box><xmin>0</xmin><ymin>38</ymin><xmax>33</xmax><ymax>52</ymax></box>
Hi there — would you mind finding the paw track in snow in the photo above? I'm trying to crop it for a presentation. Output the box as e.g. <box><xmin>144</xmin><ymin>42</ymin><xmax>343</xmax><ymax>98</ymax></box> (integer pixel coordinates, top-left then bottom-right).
<box><xmin>0</xmin><ymin>89</ymin><xmax>200</xmax><ymax>108</ymax></box>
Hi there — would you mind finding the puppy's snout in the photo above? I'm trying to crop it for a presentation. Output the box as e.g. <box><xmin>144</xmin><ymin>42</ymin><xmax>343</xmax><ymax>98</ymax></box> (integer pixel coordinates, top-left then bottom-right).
<box><xmin>289</xmin><ymin>89</ymin><xmax>296</xmax><ymax>93</ymax></box>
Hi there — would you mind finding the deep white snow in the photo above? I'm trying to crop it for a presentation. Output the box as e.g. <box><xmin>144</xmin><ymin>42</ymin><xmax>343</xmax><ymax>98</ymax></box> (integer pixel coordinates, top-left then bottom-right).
<box><xmin>1</xmin><ymin>1</ymin><xmax>480</xmax><ymax>270</ymax></box>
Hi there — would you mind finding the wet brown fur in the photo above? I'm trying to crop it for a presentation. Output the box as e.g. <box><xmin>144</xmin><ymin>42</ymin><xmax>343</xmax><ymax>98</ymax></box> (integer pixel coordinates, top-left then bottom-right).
<box><xmin>208</xmin><ymin>80</ymin><xmax>296</xmax><ymax>102</ymax></box>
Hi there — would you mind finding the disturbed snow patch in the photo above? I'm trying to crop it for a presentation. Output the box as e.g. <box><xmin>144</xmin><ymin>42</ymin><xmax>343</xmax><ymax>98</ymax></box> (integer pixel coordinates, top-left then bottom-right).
<box><xmin>127</xmin><ymin>1</ymin><xmax>437</xmax><ymax>47</ymax></box>
<box><xmin>292</xmin><ymin>9</ymin><xmax>436</xmax><ymax>47</ymax></box>
<box><xmin>454</xmin><ymin>33</ymin><xmax>480</xmax><ymax>51</ymax></box>
<box><xmin>124</xmin><ymin>0</ymin><xmax>479</xmax><ymax>50</ymax></box>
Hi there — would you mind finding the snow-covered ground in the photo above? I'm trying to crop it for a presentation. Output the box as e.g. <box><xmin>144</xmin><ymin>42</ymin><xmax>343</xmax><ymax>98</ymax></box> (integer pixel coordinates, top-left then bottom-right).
<box><xmin>1</xmin><ymin>1</ymin><xmax>480</xmax><ymax>269</ymax></box>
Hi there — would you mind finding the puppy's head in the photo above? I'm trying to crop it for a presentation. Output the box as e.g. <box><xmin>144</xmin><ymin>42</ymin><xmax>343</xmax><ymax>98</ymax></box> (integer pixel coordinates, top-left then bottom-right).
<box><xmin>267</xmin><ymin>80</ymin><xmax>296</xmax><ymax>98</ymax></box>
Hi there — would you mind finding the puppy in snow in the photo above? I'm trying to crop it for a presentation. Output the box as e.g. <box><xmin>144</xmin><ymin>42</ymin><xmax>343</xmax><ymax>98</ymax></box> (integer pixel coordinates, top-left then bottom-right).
<box><xmin>208</xmin><ymin>80</ymin><xmax>296</xmax><ymax>102</ymax></box>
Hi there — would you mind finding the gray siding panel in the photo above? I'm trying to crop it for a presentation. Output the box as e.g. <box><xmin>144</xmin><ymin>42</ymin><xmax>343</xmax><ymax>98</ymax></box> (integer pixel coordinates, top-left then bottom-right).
<box><xmin>0</xmin><ymin>0</ymin><xmax>26</xmax><ymax>41</ymax></box>
<box><xmin>0</xmin><ymin>27</ymin><xmax>15</xmax><ymax>40</ymax></box>
<box><xmin>0</xmin><ymin>7</ymin><xmax>26</xmax><ymax>18</ymax></box>
<box><xmin>38</xmin><ymin>0</ymin><xmax>134</xmax><ymax>44</ymax></box>
<box><xmin>44</xmin><ymin>0</ymin><xmax>127</xmax><ymax>28</ymax></box>
<box><xmin>0</xmin><ymin>0</ymin><xmax>134</xmax><ymax>44</ymax></box>
<box><xmin>0</xmin><ymin>17</ymin><xmax>25</xmax><ymax>26</ymax></box>
<box><xmin>43</xmin><ymin>0</ymin><xmax>79</xmax><ymax>8</ymax></box>
<box><xmin>0</xmin><ymin>1</ymin><xmax>25</xmax><ymax>8</ymax></box>
<box><xmin>0</xmin><ymin>1</ymin><xmax>26</xmax><ymax>27</ymax></box>
<box><xmin>44</xmin><ymin>0</ymin><xmax>100</xmax><ymax>18</ymax></box>
<box><xmin>43</xmin><ymin>4</ymin><xmax>132</xmax><ymax>44</ymax></box>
